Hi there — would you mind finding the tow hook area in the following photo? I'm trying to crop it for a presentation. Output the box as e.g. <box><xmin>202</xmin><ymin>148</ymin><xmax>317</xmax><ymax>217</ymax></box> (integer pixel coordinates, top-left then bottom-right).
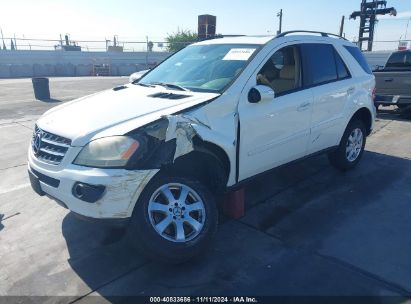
<box><xmin>72</xmin><ymin>182</ymin><xmax>106</xmax><ymax>203</ymax></box>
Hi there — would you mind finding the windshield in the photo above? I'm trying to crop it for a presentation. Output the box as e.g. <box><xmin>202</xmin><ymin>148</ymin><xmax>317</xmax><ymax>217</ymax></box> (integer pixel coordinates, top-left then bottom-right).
<box><xmin>139</xmin><ymin>44</ymin><xmax>260</xmax><ymax>92</ymax></box>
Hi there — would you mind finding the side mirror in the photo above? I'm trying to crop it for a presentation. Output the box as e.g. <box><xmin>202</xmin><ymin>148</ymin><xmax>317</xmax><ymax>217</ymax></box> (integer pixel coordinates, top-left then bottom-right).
<box><xmin>248</xmin><ymin>85</ymin><xmax>275</xmax><ymax>103</ymax></box>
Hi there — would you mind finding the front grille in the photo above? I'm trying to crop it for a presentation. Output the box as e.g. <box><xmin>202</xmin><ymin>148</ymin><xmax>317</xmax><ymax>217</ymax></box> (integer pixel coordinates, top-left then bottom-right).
<box><xmin>32</xmin><ymin>125</ymin><xmax>71</xmax><ymax>165</ymax></box>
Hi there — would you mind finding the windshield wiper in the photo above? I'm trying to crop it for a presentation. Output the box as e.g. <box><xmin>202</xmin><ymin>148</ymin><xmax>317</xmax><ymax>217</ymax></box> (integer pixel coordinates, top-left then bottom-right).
<box><xmin>133</xmin><ymin>81</ymin><xmax>152</xmax><ymax>87</ymax></box>
<box><xmin>150</xmin><ymin>82</ymin><xmax>190</xmax><ymax>91</ymax></box>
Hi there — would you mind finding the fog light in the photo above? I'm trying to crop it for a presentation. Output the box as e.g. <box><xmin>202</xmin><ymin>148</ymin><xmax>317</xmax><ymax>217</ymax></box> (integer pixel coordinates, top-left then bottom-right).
<box><xmin>72</xmin><ymin>182</ymin><xmax>105</xmax><ymax>203</ymax></box>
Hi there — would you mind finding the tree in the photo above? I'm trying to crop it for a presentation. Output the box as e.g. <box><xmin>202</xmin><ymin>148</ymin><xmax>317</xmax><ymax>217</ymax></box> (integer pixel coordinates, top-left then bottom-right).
<box><xmin>165</xmin><ymin>30</ymin><xmax>198</xmax><ymax>53</ymax></box>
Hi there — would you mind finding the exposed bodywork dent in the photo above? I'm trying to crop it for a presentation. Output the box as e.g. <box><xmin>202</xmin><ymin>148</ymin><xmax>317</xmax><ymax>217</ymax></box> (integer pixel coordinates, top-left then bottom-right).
<box><xmin>113</xmin><ymin>89</ymin><xmax>238</xmax><ymax>185</ymax></box>
<box><xmin>162</xmin><ymin>111</ymin><xmax>237</xmax><ymax>185</ymax></box>
<box><xmin>122</xmin><ymin>94</ymin><xmax>238</xmax><ymax>186</ymax></box>
<box><xmin>164</xmin><ymin>115</ymin><xmax>202</xmax><ymax>160</ymax></box>
<box><xmin>127</xmin><ymin>109</ymin><xmax>236</xmax><ymax>187</ymax></box>
<box><xmin>41</xmin><ymin>168</ymin><xmax>160</xmax><ymax>219</ymax></box>
<box><xmin>124</xmin><ymin>169</ymin><xmax>159</xmax><ymax>217</ymax></box>
<box><xmin>135</xmin><ymin>114</ymin><xmax>215</xmax><ymax>164</ymax></box>
<box><xmin>190</xmin><ymin>110</ymin><xmax>238</xmax><ymax>186</ymax></box>
<box><xmin>95</xmin><ymin>169</ymin><xmax>159</xmax><ymax>218</ymax></box>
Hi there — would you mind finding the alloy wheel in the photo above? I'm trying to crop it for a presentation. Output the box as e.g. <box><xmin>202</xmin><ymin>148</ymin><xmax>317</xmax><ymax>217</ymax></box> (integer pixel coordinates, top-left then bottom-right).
<box><xmin>346</xmin><ymin>128</ymin><xmax>363</xmax><ymax>162</ymax></box>
<box><xmin>148</xmin><ymin>183</ymin><xmax>206</xmax><ymax>243</ymax></box>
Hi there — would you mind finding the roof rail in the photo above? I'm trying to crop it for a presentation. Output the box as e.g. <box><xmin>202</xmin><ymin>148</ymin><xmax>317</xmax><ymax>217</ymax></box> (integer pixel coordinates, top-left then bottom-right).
<box><xmin>276</xmin><ymin>30</ymin><xmax>348</xmax><ymax>41</ymax></box>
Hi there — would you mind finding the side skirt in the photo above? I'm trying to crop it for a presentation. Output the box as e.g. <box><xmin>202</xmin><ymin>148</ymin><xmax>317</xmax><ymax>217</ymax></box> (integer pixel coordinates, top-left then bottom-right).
<box><xmin>227</xmin><ymin>146</ymin><xmax>338</xmax><ymax>192</ymax></box>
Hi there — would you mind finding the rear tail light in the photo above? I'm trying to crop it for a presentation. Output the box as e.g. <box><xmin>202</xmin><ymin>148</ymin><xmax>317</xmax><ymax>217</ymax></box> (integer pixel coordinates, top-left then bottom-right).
<box><xmin>372</xmin><ymin>87</ymin><xmax>376</xmax><ymax>101</ymax></box>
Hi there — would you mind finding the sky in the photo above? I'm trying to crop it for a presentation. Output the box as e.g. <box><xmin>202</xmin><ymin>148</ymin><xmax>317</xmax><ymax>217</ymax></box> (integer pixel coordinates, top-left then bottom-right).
<box><xmin>0</xmin><ymin>0</ymin><xmax>410</xmax><ymax>51</ymax></box>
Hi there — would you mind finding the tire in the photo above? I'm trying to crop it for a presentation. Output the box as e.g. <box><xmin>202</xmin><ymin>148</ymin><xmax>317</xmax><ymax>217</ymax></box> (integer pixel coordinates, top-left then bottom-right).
<box><xmin>328</xmin><ymin>119</ymin><xmax>366</xmax><ymax>172</ymax></box>
<box><xmin>127</xmin><ymin>173</ymin><xmax>218</xmax><ymax>264</ymax></box>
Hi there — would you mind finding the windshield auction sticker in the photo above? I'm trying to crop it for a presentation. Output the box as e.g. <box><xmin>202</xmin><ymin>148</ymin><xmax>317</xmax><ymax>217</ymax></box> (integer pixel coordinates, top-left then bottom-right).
<box><xmin>223</xmin><ymin>48</ymin><xmax>256</xmax><ymax>61</ymax></box>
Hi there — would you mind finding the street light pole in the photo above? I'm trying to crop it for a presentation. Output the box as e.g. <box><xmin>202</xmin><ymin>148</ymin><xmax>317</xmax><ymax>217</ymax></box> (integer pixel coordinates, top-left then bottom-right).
<box><xmin>277</xmin><ymin>9</ymin><xmax>283</xmax><ymax>35</ymax></box>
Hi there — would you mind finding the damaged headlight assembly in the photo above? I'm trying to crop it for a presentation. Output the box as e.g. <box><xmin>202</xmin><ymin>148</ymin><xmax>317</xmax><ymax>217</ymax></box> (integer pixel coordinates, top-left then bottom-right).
<box><xmin>73</xmin><ymin>136</ymin><xmax>140</xmax><ymax>168</ymax></box>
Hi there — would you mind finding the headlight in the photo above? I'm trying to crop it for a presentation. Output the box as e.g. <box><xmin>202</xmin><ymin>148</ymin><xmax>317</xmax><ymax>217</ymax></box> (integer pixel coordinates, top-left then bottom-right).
<box><xmin>73</xmin><ymin>136</ymin><xmax>140</xmax><ymax>168</ymax></box>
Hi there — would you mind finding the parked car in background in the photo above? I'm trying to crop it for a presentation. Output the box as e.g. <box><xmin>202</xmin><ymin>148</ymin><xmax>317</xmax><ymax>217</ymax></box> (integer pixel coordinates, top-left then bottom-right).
<box><xmin>363</xmin><ymin>50</ymin><xmax>392</xmax><ymax>72</ymax></box>
<box><xmin>129</xmin><ymin>69</ymin><xmax>150</xmax><ymax>83</ymax></box>
<box><xmin>28</xmin><ymin>31</ymin><xmax>375</xmax><ymax>263</ymax></box>
<box><xmin>367</xmin><ymin>50</ymin><xmax>411</xmax><ymax>109</ymax></box>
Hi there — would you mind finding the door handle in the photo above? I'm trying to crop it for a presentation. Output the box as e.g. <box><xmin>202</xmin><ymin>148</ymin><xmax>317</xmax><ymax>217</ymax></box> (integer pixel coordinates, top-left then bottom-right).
<box><xmin>297</xmin><ymin>102</ymin><xmax>310</xmax><ymax>111</ymax></box>
<box><xmin>347</xmin><ymin>87</ymin><xmax>355</xmax><ymax>95</ymax></box>
<box><xmin>384</xmin><ymin>78</ymin><xmax>394</xmax><ymax>82</ymax></box>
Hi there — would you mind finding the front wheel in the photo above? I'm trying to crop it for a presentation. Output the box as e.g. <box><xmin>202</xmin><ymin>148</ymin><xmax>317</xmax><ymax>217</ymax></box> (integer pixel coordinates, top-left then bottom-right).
<box><xmin>328</xmin><ymin>120</ymin><xmax>366</xmax><ymax>171</ymax></box>
<box><xmin>127</xmin><ymin>174</ymin><xmax>218</xmax><ymax>263</ymax></box>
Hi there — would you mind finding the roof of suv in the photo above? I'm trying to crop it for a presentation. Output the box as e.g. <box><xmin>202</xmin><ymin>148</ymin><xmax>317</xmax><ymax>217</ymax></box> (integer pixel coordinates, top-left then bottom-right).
<box><xmin>194</xmin><ymin>33</ymin><xmax>350</xmax><ymax>46</ymax></box>
<box><xmin>195</xmin><ymin>35</ymin><xmax>275</xmax><ymax>45</ymax></box>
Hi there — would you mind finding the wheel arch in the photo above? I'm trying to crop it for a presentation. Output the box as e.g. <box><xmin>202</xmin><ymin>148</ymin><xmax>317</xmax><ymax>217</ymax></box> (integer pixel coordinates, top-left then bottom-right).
<box><xmin>349</xmin><ymin>107</ymin><xmax>373</xmax><ymax>136</ymax></box>
<box><xmin>158</xmin><ymin>136</ymin><xmax>231</xmax><ymax>195</ymax></box>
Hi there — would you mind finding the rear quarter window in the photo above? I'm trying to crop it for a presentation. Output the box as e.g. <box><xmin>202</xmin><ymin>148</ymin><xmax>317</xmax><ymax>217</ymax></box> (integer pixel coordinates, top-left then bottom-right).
<box><xmin>334</xmin><ymin>50</ymin><xmax>351</xmax><ymax>79</ymax></box>
<box><xmin>344</xmin><ymin>45</ymin><xmax>373</xmax><ymax>74</ymax></box>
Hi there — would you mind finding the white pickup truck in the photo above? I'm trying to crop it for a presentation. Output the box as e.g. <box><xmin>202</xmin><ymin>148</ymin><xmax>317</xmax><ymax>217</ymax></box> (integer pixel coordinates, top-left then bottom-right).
<box><xmin>28</xmin><ymin>31</ymin><xmax>375</xmax><ymax>263</ymax></box>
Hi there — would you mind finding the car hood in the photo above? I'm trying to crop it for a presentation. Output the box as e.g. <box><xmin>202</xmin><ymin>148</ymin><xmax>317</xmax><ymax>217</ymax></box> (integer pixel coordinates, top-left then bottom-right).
<box><xmin>37</xmin><ymin>84</ymin><xmax>219</xmax><ymax>146</ymax></box>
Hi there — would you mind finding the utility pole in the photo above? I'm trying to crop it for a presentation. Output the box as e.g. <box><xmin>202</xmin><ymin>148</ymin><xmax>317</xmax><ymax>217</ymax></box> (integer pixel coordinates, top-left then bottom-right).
<box><xmin>339</xmin><ymin>16</ymin><xmax>345</xmax><ymax>37</ymax></box>
<box><xmin>350</xmin><ymin>0</ymin><xmax>397</xmax><ymax>52</ymax></box>
<box><xmin>277</xmin><ymin>9</ymin><xmax>283</xmax><ymax>35</ymax></box>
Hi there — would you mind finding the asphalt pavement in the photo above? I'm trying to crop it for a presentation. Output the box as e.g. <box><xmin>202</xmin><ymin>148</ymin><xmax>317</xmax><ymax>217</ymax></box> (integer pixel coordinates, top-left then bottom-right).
<box><xmin>0</xmin><ymin>77</ymin><xmax>410</xmax><ymax>302</ymax></box>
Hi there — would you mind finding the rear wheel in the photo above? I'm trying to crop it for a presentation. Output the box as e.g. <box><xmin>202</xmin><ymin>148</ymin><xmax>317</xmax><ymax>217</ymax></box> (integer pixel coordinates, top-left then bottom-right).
<box><xmin>127</xmin><ymin>174</ymin><xmax>218</xmax><ymax>263</ymax></box>
<box><xmin>328</xmin><ymin>120</ymin><xmax>366</xmax><ymax>171</ymax></box>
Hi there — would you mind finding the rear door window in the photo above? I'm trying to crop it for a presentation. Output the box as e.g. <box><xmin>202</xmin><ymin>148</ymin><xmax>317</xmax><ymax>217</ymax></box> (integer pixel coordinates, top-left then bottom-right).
<box><xmin>344</xmin><ymin>45</ymin><xmax>373</xmax><ymax>74</ymax></box>
<box><xmin>300</xmin><ymin>43</ymin><xmax>338</xmax><ymax>86</ymax></box>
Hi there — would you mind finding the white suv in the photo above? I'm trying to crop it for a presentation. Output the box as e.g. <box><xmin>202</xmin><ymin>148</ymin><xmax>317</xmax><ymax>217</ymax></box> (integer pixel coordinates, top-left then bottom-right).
<box><xmin>28</xmin><ymin>31</ymin><xmax>376</xmax><ymax>262</ymax></box>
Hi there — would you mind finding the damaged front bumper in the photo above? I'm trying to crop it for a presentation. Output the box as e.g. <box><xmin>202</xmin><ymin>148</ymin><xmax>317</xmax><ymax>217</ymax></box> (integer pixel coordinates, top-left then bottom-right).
<box><xmin>28</xmin><ymin>147</ymin><xmax>158</xmax><ymax>220</ymax></box>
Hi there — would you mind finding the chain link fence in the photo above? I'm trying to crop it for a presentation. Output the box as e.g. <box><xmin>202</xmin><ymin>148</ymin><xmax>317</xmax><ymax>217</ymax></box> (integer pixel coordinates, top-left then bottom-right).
<box><xmin>2</xmin><ymin>36</ymin><xmax>409</xmax><ymax>52</ymax></box>
<box><xmin>363</xmin><ymin>39</ymin><xmax>411</xmax><ymax>52</ymax></box>
<box><xmin>0</xmin><ymin>37</ymin><xmax>198</xmax><ymax>52</ymax></box>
